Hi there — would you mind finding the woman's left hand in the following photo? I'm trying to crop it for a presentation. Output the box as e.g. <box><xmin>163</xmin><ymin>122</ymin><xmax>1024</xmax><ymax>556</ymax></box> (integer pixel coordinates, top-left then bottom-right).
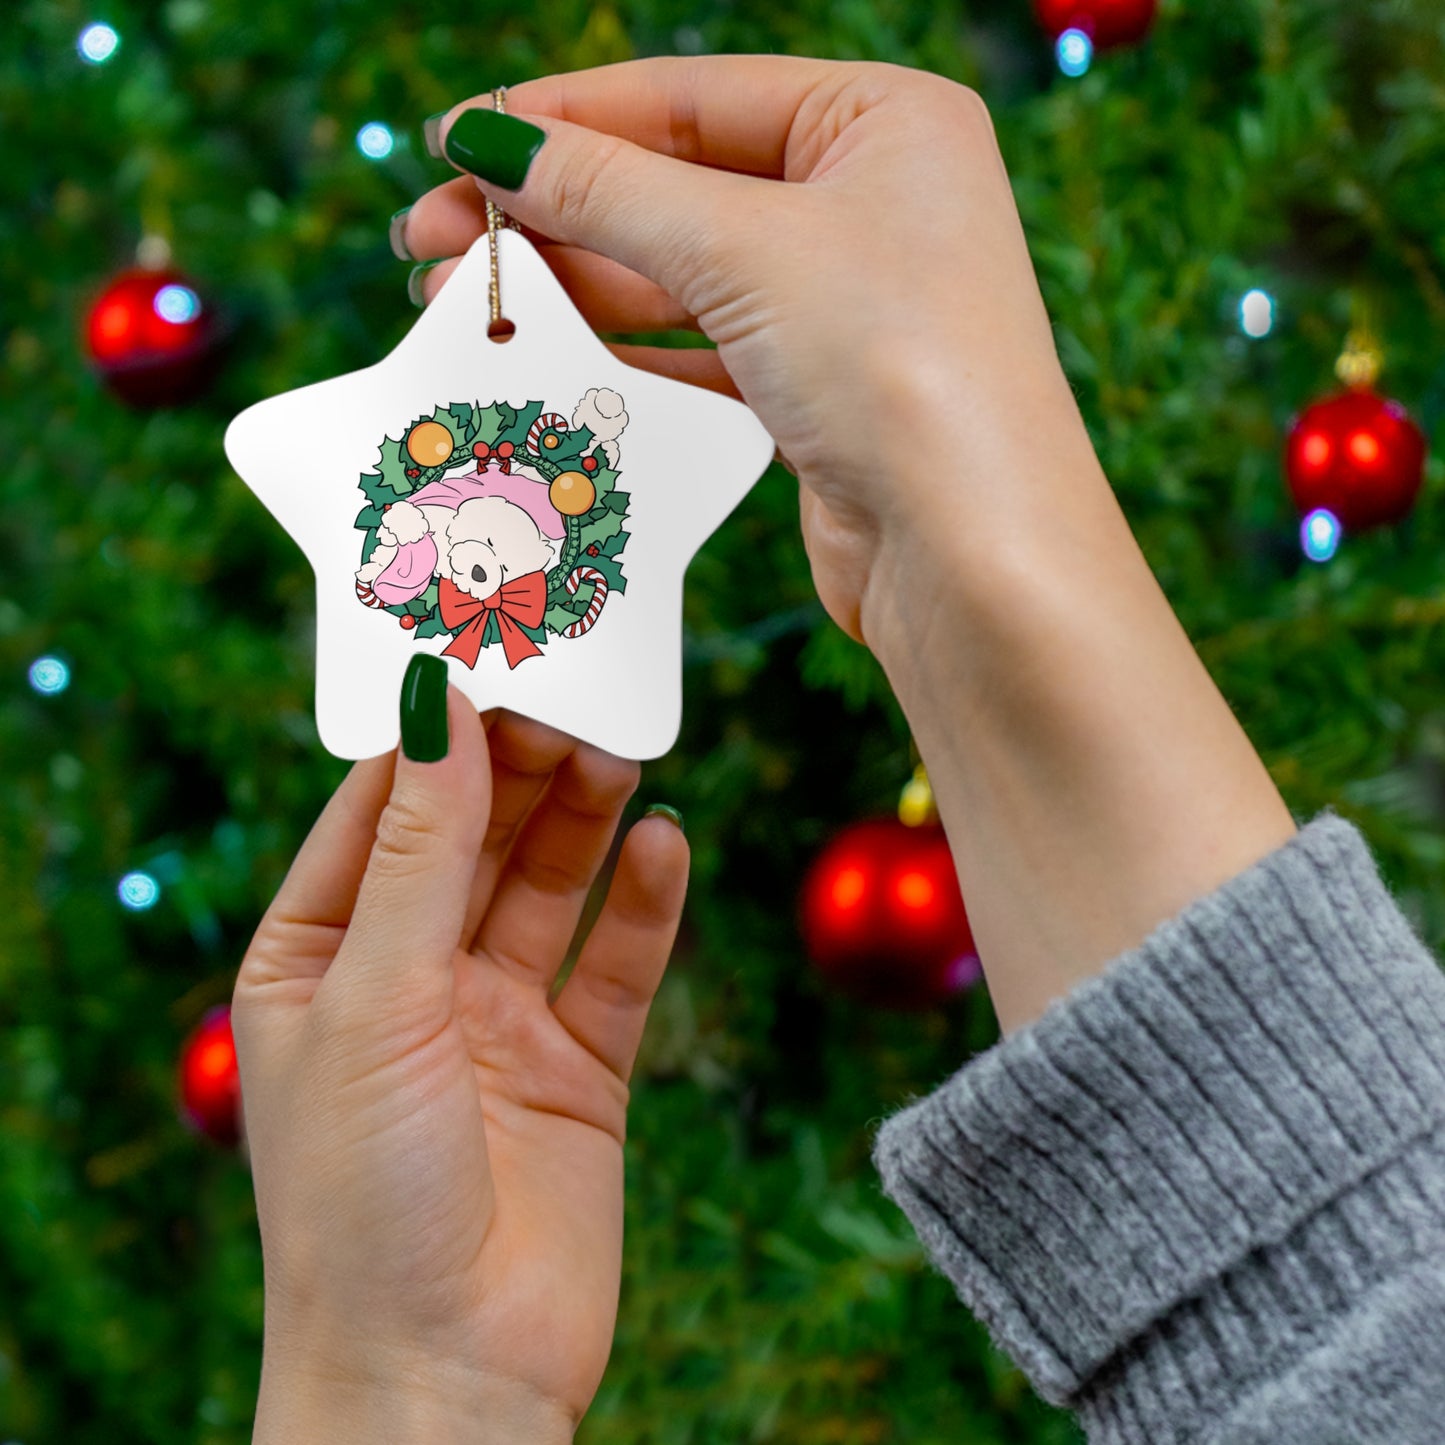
<box><xmin>233</xmin><ymin>691</ymin><xmax>688</xmax><ymax>1442</ymax></box>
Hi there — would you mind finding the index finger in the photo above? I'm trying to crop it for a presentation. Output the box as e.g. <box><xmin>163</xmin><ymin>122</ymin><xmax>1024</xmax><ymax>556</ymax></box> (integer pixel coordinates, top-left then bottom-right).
<box><xmin>487</xmin><ymin>54</ymin><xmax>847</xmax><ymax>180</ymax></box>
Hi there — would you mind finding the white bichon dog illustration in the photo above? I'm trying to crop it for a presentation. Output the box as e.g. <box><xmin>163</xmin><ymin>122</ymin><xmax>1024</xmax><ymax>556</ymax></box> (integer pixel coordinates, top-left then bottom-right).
<box><xmin>434</xmin><ymin>497</ymin><xmax>557</xmax><ymax>669</ymax></box>
<box><xmin>442</xmin><ymin>496</ymin><xmax>555</xmax><ymax>602</ymax></box>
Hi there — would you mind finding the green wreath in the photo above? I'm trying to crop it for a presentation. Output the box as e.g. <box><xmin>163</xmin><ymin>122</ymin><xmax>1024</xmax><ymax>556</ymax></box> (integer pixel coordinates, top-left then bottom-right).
<box><xmin>353</xmin><ymin>399</ymin><xmax>630</xmax><ymax>657</ymax></box>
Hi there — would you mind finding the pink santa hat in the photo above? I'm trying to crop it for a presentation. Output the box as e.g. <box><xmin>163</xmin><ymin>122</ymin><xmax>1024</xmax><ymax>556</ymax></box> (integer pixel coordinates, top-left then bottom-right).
<box><xmin>370</xmin><ymin>462</ymin><xmax>564</xmax><ymax>606</ymax></box>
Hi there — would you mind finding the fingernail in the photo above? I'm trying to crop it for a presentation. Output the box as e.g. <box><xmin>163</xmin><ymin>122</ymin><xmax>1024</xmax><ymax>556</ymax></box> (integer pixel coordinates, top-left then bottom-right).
<box><xmin>407</xmin><ymin>259</ymin><xmax>442</xmax><ymax>308</ymax></box>
<box><xmin>644</xmin><ymin>803</ymin><xmax>684</xmax><ymax>835</ymax></box>
<box><xmin>423</xmin><ymin>112</ymin><xmax>447</xmax><ymax>159</ymax></box>
<box><xmin>388</xmin><ymin>206</ymin><xmax>413</xmax><ymax>262</ymax></box>
<box><xmin>443</xmin><ymin>107</ymin><xmax>546</xmax><ymax>191</ymax></box>
<box><xmin>401</xmin><ymin>654</ymin><xmax>449</xmax><ymax>762</ymax></box>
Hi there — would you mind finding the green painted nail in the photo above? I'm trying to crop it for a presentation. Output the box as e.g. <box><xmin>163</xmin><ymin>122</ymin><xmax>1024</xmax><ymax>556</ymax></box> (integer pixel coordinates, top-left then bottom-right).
<box><xmin>644</xmin><ymin>803</ymin><xmax>685</xmax><ymax>834</ymax></box>
<box><xmin>423</xmin><ymin>112</ymin><xmax>446</xmax><ymax>159</ymax></box>
<box><xmin>388</xmin><ymin>206</ymin><xmax>413</xmax><ymax>262</ymax></box>
<box><xmin>406</xmin><ymin>259</ymin><xmax>442</xmax><ymax>308</ymax></box>
<box><xmin>443</xmin><ymin>107</ymin><xmax>546</xmax><ymax>191</ymax></box>
<box><xmin>400</xmin><ymin>654</ymin><xmax>448</xmax><ymax>762</ymax></box>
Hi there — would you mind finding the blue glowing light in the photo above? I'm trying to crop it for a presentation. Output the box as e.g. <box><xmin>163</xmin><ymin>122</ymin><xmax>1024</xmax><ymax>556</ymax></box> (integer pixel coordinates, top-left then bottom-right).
<box><xmin>356</xmin><ymin>122</ymin><xmax>395</xmax><ymax>160</ymax></box>
<box><xmin>1240</xmin><ymin>288</ymin><xmax>1275</xmax><ymax>339</ymax></box>
<box><xmin>78</xmin><ymin>22</ymin><xmax>120</xmax><ymax>64</ymax></box>
<box><xmin>1301</xmin><ymin>508</ymin><xmax>1342</xmax><ymax>563</ymax></box>
<box><xmin>28</xmin><ymin>657</ymin><xmax>70</xmax><ymax>695</ymax></box>
<box><xmin>118</xmin><ymin>871</ymin><xmax>161</xmax><ymax>911</ymax></box>
<box><xmin>153</xmin><ymin>284</ymin><xmax>201</xmax><ymax>324</ymax></box>
<box><xmin>1057</xmin><ymin>28</ymin><xmax>1093</xmax><ymax>77</ymax></box>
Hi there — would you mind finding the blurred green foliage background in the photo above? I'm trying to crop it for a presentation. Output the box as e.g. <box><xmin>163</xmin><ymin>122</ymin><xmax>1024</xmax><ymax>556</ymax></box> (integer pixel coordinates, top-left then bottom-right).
<box><xmin>3</xmin><ymin>0</ymin><xmax>1444</xmax><ymax>1440</ymax></box>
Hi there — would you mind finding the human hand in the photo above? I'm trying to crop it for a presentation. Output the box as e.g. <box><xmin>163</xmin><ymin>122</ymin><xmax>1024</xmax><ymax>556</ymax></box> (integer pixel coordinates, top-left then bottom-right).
<box><xmin>399</xmin><ymin>56</ymin><xmax>1097</xmax><ymax>646</ymax></box>
<box><xmin>232</xmin><ymin>679</ymin><xmax>688</xmax><ymax>1442</ymax></box>
<box><xmin>393</xmin><ymin>58</ymin><xmax>1294</xmax><ymax>1054</ymax></box>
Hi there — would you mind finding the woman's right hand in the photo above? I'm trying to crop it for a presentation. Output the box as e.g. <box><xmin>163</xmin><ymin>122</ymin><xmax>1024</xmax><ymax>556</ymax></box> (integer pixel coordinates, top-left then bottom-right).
<box><xmin>400</xmin><ymin>56</ymin><xmax>1098</xmax><ymax>646</ymax></box>
<box><xmin>404</xmin><ymin>56</ymin><xmax>1299</xmax><ymax>1038</ymax></box>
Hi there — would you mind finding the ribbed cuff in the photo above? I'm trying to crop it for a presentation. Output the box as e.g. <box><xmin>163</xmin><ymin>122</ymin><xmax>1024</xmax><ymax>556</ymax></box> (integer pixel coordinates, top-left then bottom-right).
<box><xmin>870</xmin><ymin>813</ymin><xmax>1445</xmax><ymax>1433</ymax></box>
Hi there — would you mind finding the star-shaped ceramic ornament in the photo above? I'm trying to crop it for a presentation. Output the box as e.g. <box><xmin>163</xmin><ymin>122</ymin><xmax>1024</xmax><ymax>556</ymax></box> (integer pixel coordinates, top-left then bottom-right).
<box><xmin>224</xmin><ymin>227</ymin><xmax>776</xmax><ymax>761</ymax></box>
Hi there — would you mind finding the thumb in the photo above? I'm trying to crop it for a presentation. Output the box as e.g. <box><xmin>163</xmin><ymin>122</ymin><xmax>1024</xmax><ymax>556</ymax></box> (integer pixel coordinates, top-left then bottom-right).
<box><xmin>329</xmin><ymin>658</ymin><xmax>491</xmax><ymax>1018</ymax></box>
<box><xmin>437</xmin><ymin>102</ymin><xmax>765</xmax><ymax>317</ymax></box>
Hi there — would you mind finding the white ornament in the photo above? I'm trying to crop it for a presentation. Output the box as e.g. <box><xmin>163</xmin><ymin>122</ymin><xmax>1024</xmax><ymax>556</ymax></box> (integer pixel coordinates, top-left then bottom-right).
<box><xmin>225</xmin><ymin>228</ymin><xmax>775</xmax><ymax>762</ymax></box>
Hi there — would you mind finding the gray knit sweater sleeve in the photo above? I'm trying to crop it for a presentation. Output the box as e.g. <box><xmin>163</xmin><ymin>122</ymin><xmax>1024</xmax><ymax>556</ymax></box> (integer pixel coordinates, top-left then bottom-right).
<box><xmin>870</xmin><ymin>813</ymin><xmax>1445</xmax><ymax>1443</ymax></box>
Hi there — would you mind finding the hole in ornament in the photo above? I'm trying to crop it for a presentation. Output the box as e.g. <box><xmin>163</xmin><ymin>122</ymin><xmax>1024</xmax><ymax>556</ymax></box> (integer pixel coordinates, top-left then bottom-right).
<box><xmin>488</xmin><ymin>317</ymin><xmax>516</xmax><ymax>344</ymax></box>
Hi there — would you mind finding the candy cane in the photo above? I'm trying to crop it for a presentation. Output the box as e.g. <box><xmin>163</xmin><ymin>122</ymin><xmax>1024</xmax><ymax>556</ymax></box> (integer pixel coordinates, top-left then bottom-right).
<box><xmin>356</xmin><ymin>578</ymin><xmax>383</xmax><ymax>609</ymax></box>
<box><xmin>526</xmin><ymin>412</ymin><xmax>568</xmax><ymax>455</ymax></box>
<box><xmin>562</xmin><ymin>565</ymin><xmax>609</xmax><ymax>638</ymax></box>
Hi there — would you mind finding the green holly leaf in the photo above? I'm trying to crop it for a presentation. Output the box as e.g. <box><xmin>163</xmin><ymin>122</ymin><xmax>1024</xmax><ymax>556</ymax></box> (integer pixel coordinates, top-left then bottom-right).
<box><xmin>358</xmin><ymin>435</ymin><xmax>414</xmax><ymax>503</ymax></box>
<box><xmin>577</xmin><ymin>510</ymin><xmax>625</xmax><ymax>553</ymax></box>
<box><xmin>599</xmin><ymin>528</ymin><xmax>629</xmax><ymax>559</ymax></box>
<box><xmin>544</xmin><ymin>601</ymin><xmax>583</xmax><ymax>634</ymax></box>
<box><xmin>495</xmin><ymin>401</ymin><xmax>520</xmax><ymax>438</ymax></box>
<box><xmin>446</xmin><ymin>402</ymin><xmax>475</xmax><ymax>440</ymax></box>
<box><xmin>603</xmin><ymin>488</ymin><xmax>630</xmax><ymax>516</ymax></box>
<box><xmin>408</xmin><ymin>581</ymin><xmax>439</xmax><ymax>616</ymax></box>
<box><xmin>588</xmin><ymin>462</ymin><xmax>619</xmax><ymax>502</ymax></box>
<box><xmin>496</xmin><ymin>401</ymin><xmax>544</xmax><ymax>452</ymax></box>
<box><xmin>599</xmin><ymin>554</ymin><xmax>627</xmax><ymax>595</ymax></box>
<box><xmin>414</xmin><ymin>613</ymin><xmax>452</xmax><ymax>640</ymax></box>
<box><xmin>473</xmin><ymin>402</ymin><xmax>506</xmax><ymax>446</ymax></box>
<box><xmin>354</xmin><ymin>503</ymin><xmax>385</xmax><ymax>530</ymax></box>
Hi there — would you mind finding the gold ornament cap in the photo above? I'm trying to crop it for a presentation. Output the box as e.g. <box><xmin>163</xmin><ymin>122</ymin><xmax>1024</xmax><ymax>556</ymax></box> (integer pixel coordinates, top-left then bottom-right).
<box><xmin>898</xmin><ymin>764</ymin><xmax>938</xmax><ymax>827</ymax></box>
<box><xmin>1335</xmin><ymin>328</ymin><xmax>1383</xmax><ymax>391</ymax></box>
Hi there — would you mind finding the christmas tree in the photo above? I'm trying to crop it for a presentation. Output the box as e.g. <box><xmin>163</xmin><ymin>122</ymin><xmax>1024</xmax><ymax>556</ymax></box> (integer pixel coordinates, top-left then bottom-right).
<box><xmin>2</xmin><ymin>2</ymin><xmax>1442</xmax><ymax>1442</ymax></box>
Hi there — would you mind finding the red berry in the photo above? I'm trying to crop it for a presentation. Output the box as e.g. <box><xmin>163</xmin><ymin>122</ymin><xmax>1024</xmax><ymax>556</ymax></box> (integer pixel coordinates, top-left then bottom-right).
<box><xmin>587</xmin><ymin>544</ymin><xmax>601</xmax><ymax>557</ymax></box>
<box><xmin>382</xmin><ymin>503</ymin><xmax>391</xmax><ymax>511</ymax></box>
<box><xmin>496</xmin><ymin>440</ymin><xmax>514</xmax><ymax>457</ymax></box>
<box><xmin>400</xmin><ymin>614</ymin><xmax>417</xmax><ymax>630</ymax></box>
<box><xmin>406</xmin><ymin>467</ymin><xmax>420</xmax><ymax>478</ymax></box>
<box><xmin>581</xmin><ymin>455</ymin><xmax>598</xmax><ymax>472</ymax></box>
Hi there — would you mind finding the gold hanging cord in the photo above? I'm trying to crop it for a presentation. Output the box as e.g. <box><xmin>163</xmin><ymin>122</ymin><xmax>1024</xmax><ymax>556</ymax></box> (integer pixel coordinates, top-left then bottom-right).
<box><xmin>485</xmin><ymin>87</ymin><xmax>517</xmax><ymax>335</ymax></box>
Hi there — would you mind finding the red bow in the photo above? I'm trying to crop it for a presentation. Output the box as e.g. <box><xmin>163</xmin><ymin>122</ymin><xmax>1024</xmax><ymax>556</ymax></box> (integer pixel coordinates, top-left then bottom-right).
<box><xmin>438</xmin><ymin>572</ymin><xmax>547</xmax><ymax>669</ymax></box>
<box><xmin>472</xmin><ymin>440</ymin><xmax>515</xmax><ymax>474</ymax></box>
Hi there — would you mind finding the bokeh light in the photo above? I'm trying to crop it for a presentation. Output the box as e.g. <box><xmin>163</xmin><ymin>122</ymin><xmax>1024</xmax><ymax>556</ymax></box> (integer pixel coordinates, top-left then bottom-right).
<box><xmin>1301</xmin><ymin>508</ymin><xmax>1342</xmax><ymax>563</ymax></box>
<box><xmin>1239</xmin><ymin>288</ymin><xmax>1275</xmax><ymax>338</ymax></box>
<box><xmin>28</xmin><ymin>657</ymin><xmax>70</xmax><ymax>695</ymax></box>
<box><xmin>118</xmin><ymin>871</ymin><xmax>161</xmax><ymax>911</ymax></box>
<box><xmin>153</xmin><ymin>284</ymin><xmax>201</xmax><ymax>324</ymax></box>
<box><xmin>78</xmin><ymin>22</ymin><xmax>120</xmax><ymax>64</ymax></box>
<box><xmin>356</xmin><ymin>122</ymin><xmax>395</xmax><ymax>159</ymax></box>
<box><xmin>1057</xmin><ymin>29</ymin><xmax>1093</xmax><ymax>77</ymax></box>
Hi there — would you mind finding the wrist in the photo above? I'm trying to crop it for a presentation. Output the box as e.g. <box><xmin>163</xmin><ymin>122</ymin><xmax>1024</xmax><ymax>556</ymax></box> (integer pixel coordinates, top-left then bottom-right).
<box><xmin>853</xmin><ymin>380</ymin><xmax>1294</xmax><ymax>1033</ymax></box>
<box><xmin>857</xmin><ymin>353</ymin><xmax>1120</xmax><ymax>690</ymax></box>
<box><xmin>254</xmin><ymin>1345</ymin><xmax>575</xmax><ymax>1445</ymax></box>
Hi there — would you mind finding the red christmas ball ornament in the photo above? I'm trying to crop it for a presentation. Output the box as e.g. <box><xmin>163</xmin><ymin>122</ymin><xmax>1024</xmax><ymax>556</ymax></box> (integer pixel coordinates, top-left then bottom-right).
<box><xmin>177</xmin><ymin>1005</ymin><xmax>242</xmax><ymax>1147</ymax></box>
<box><xmin>85</xmin><ymin>267</ymin><xmax>220</xmax><ymax>407</ymax></box>
<box><xmin>400</xmin><ymin>613</ymin><xmax>417</xmax><ymax>630</ymax></box>
<box><xmin>581</xmin><ymin>455</ymin><xmax>599</xmax><ymax>473</ymax></box>
<box><xmin>1034</xmin><ymin>0</ymin><xmax>1157</xmax><ymax>48</ymax></box>
<box><xmin>800</xmin><ymin>818</ymin><xmax>981</xmax><ymax>1010</ymax></box>
<box><xmin>1285</xmin><ymin>388</ymin><xmax>1427</xmax><ymax>533</ymax></box>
